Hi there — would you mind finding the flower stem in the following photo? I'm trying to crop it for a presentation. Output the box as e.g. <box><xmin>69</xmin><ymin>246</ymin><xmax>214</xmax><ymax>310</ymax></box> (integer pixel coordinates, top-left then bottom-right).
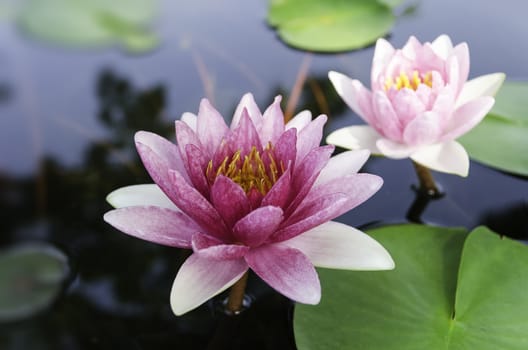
<box><xmin>226</xmin><ymin>272</ymin><xmax>249</xmax><ymax>315</ymax></box>
<box><xmin>412</xmin><ymin>161</ymin><xmax>441</xmax><ymax>197</ymax></box>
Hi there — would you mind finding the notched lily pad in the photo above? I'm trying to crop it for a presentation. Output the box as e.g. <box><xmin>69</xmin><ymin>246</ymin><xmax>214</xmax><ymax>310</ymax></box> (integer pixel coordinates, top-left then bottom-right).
<box><xmin>294</xmin><ymin>224</ymin><xmax>528</xmax><ymax>349</ymax></box>
<box><xmin>268</xmin><ymin>0</ymin><xmax>395</xmax><ymax>52</ymax></box>
<box><xmin>460</xmin><ymin>81</ymin><xmax>528</xmax><ymax>176</ymax></box>
<box><xmin>0</xmin><ymin>242</ymin><xmax>70</xmax><ymax>322</ymax></box>
<box><xmin>16</xmin><ymin>0</ymin><xmax>159</xmax><ymax>53</ymax></box>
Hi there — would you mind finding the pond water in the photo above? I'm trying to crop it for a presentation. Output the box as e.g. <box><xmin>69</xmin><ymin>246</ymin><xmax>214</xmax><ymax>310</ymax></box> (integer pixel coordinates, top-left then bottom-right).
<box><xmin>1</xmin><ymin>0</ymin><xmax>527</xmax><ymax>349</ymax></box>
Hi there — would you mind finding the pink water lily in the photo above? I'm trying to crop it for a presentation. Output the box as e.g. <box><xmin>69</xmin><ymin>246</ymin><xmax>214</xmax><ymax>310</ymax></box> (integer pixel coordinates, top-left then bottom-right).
<box><xmin>327</xmin><ymin>35</ymin><xmax>505</xmax><ymax>176</ymax></box>
<box><xmin>104</xmin><ymin>93</ymin><xmax>394</xmax><ymax>315</ymax></box>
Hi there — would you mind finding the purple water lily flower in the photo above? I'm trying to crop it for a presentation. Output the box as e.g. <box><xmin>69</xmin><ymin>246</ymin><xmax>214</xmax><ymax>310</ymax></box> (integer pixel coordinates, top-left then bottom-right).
<box><xmin>104</xmin><ymin>93</ymin><xmax>394</xmax><ymax>315</ymax></box>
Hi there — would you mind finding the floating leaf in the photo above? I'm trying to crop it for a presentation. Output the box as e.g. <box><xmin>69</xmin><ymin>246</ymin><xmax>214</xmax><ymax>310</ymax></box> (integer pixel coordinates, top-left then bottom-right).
<box><xmin>268</xmin><ymin>0</ymin><xmax>395</xmax><ymax>52</ymax></box>
<box><xmin>460</xmin><ymin>81</ymin><xmax>528</xmax><ymax>176</ymax></box>
<box><xmin>16</xmin><ymin>0</ymin><xmax>159</xmax><ymax>53</ymax></box>
<box><xmin>295</xmin><ymin>225</ymin><xmax>528</xmax><ymax>349</ymax></box>
<box><xmin>0</xmin><ymin>242</ymin><xmax>69</xmax><ymax>322</ymax></box>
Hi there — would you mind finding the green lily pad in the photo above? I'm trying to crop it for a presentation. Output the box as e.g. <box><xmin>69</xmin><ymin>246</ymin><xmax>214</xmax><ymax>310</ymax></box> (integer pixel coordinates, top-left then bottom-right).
<box><xmin>268</xmin><ymin>0</ymin><xmax>395</xmax><ymax>52</ymax></box>
<box><xmin>0</xmin><ymin>242</ymin><xmax>69</xmax><ymax>322</ymax></box>
<box><xmin>460</xmin><ymin>81</ymin><xmax>528</xmax><ymax>176</ymax></box>
<box><xmin>295</xmin><ymin>225</ymin><xmax>528</xmax><ymax>349</ymax></box>
<box><xmin>17</xmin><ymin>0</ymin><xmax>159</xmax><ymax>53</ymax></box>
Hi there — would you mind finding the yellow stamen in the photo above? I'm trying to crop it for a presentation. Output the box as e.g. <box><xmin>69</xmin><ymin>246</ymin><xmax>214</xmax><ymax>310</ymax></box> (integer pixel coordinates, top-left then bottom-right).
<box><xmin>384</xmin><ymin>70</ymin><xmax>433</xmax><ymax>91</ymax></box>
<box><xmin>205</xmin><ymin>143</ymin><xmax>284</xmax><ymax>195</ymax></box>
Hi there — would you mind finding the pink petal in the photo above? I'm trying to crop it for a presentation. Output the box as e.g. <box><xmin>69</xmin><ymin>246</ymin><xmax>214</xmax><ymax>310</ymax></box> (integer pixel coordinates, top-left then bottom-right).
<box><xmin>314</xmin><ymin>149</ymin><xmax>370</xmax><ymax>186</ymax></box>
<box><xmin>455</xmin><ymin>73</ymin><xmax>505</xmax><ymax>108</ymax></box>
<box><xmin>273</xmin><ymin>192</ymin><xmax>349</xmax><ymax>242</ymax></box>
<box><xmin>371</xmin><ymin>38</ymin><xmax>395</xmax><ymax>85</ymax></box>
<box><xmin>306</xmin><ymin>173</ymin><xmax>383</xmax><ymax>217</ymax></box>
<box><xmin>175</xmin><ymin>120</ymin><xmax>202</xmax><ymax>164</ymax></box>
<box><xmin>184</xmin><ymin>144</ymin><xmax>210</xmax><ymax>197</ymax></box>
<box><xmin>134</xmin><ymin>131</ymin><xmax>188</xmax><ymax>189</ymax></box>
<box><xmin>273</xmin><ymin>128</ymin><xmax>297</xmax><ymax>169</ymax></box>
<box><xmin>442</xmin><ymin>96</ymin><xmax>494</xmax><ymax>141</ymax></box>
<box><xmin>328</xmin><ymin>71</ymin><xmax>374</xmax><ymax>124</ymax></box>
<box><xmin>245</xmin><ymin>244</ymin><xmax>320</xmax><ymax>304</ymax></box>
<box><xmin>196</xmin><ymin>99</ymin><xmax>229</xmax><ymax>157</ymax></box>
<box><xmin>401</xmin><ymin>35</ymin><xmax>421</xmax><ymax>60</ymax></box>
<box><xmin>168</xmin><ymin>170</ymin><xmax>229</xmax><ymax>240</ymax></box>
<box><xmin>170</xmin><ymin>254</ymin><xmax>248</xmax><ymax>315</ymax></box>
<box><xmin>285</xmin><ymin>110</ymin><xmax>312</xmax><ymax>131</ymax></box>
<box><xmin>326</xmin><ymin>125</ymin><xmax>383</xmax><ymax>155</ymax></box>
<box><xmin>191</xmin><ymin>233</ymin><xmax>249</xmax><ymax>260</ymax></box>
<box><xmin>106</xmin><ymin>184</ymin><xmax>178</xmax><ymax>210</ymax></box>
<box><xmin>376</xmin><ymin>138</ymin><xmax>417</xmax><ymax>159</ymax></box>
<box><xmin>452</xmin><ymin>42</ymin><xmax>470</xmax><ymax>93</ymax></box>
<box><xmin>283</xmin><ymin>221</ymin><xmax>394</xmax><ymax>270</ymax></box>
<box><xmin>371</xmin><ymin>91</ymin><xmax>403</xmax><ymax>141</ymax></box>
<box><xmin>181</xmin><ymin>112</ymin><xmax>197</xmax><ymax>130</ymax></box>
<box><xmin>431</xmin><ymin>34</ymin><xmax>454</xmax><ymax>59</ymax></box>
<box><xmin>295</xmin><ymin>115</ymin><xmax>327</xmax><ymax>164</ymax></box>
<box><xmin>262</xmin><ymin>168</ymin><xmax>292</xmax><ymax>209</ymax></box>
<box><xmin>227</xmin><ymin>109</ymin><xmax>262</xmax><ymax>156</ymax></box>
<box><xmin>231</xmin><ymin>93</ymin><xmax>262</xmax><ymax>128</ymax></box>
<box><xmin>391</xmin><ymin>88</ymin><xmax>426</xmax><ymax>126</ymax></box>
<box><xmin>104</xmin><ymin>206</ymin><xmax>199</xmax><ymax>248</ymax></box>
<box><xmin>402</xmin><ymin>111</ymin><xmax>442</xmax><ymax>146</ymax></box>
<box><xmin>260</xmin><ymin>95</ymin><xmax>285</xmax><ymax>144</ymax></box>
<box><xmin>233</xmin><ymin>206</ymin><xmax>284</xmax><ymax>247</ymax></box>
<box><xmin>410</xmin><ymin>140</ymin><xmax>469</xmax><ymax>176</ymax></box>
<box><xmin>210</xmin><ymin>175</ymin><xmax>250</xmax><ymax>229</ymax></box>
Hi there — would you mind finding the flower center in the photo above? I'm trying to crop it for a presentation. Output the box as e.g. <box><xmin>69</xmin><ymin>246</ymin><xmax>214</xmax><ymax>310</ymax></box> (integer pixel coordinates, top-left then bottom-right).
<box><xmin>205</xmin><ymin>143</ymin><xmax>284</xmax><ymax>195</ymax></box>
<box><xmin>384</xmin><ymin>70</ymin><xmax>433</xmax><ymax>91</ymax></box>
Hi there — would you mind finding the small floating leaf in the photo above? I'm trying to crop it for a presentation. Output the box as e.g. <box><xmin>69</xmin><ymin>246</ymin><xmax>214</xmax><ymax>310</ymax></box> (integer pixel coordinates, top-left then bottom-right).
<box><xmin>295</xmin><ymin>225</ymin><xmax>528</xmax><ymax>349</ymax></box>
<box><xmin>460</xmin><ymin>81</ymin><xmax>528</xmax><ymax>176</ymax></box>
<box><xmin>0</xmin><ymin>242</ymin><xmax>69</xmax><ymax>322</ymax></box>
<box><xmin>268</xmin><ymin>0</ymin><xmax>395</xmax><ymax>52</ymax></box>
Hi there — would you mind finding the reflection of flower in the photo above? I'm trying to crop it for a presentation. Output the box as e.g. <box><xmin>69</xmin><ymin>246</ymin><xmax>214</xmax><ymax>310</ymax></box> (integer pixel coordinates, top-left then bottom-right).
<box><xmin>327</xmin><ymin>35</ymin><xmax>505</xmax><ymax>176</ymax></box>
<box><xmin>104</xmin><ymin>93</ymin><xmax>394</xmax><ymax>315</ymax></box>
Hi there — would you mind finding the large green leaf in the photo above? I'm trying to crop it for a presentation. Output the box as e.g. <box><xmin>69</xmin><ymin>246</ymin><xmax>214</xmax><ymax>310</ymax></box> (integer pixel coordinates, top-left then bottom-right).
<box><xmin>294</xmin><ymin>225</ymin><xmax>528</xmax><ymax>349</ymax></box>
<box><xmin>460</xmin><ymin>81</ymin><xmax>528</xmax><ymax>176</ymax></box>
<box><xmin>0</xmin><ymin>242</ymin><xmax>69</xmax><ymax>322</ymax></box>
<box><xmin>268</xmin><ymin>0</ymin><xmax>394</xmax><ymax>52</ymax></box>
<box><xmin>17</xmin><ymin>0</ymin><xmax>159</xmax><ymax>53</ymax></box>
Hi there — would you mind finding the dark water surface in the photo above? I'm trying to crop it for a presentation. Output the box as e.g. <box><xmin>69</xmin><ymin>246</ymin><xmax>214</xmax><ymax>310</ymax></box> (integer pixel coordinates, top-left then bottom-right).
<box><xmin>1</xmin><ymin>0</ymin><xmax>527</xmax><ymax>349</ymax></box>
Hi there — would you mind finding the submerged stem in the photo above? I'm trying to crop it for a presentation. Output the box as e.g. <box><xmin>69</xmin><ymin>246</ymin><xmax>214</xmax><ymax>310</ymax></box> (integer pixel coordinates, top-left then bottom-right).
<box><xmin>412</xmin><ymin>161</ymin><xmax>441</xmax><ymax>197</ymax></box>
<box><xmin>226</xmin><ymin>272</ymin><xmax>249</xmax><ymax>315</ymax></box>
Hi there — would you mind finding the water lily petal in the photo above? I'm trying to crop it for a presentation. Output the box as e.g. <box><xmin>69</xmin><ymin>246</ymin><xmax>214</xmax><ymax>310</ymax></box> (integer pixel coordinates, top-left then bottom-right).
<box><xmin>184</xmin><ymin>144</ymin><xmax>210</xmax><ymax>197</ymax></box>
<box><xmin>328</xmin><ymin>71</ymin><xmax>374</xmax><ymax>124</ymax></box>
<box><xmin>170</xmin><ymin>254</ymin><xmax>248</xmax><ymax>316</ymax></box>
<box><xmin>283</xmin><ymin>221</ymin><xmax>394</xmax><ymax>270</ymax></box>
<box><xmin>106</xmin><ymin>184</ymin><xmax>178</xmax><ymax>210</ymax></box>
<box><xmin>376</xmin><ymin>138</ymin><xmax>417</xmax><ymax>159</ymax></box>
<box><xmin>191</xmin><ymin>234</ymin><xmax>249</xmax><ymax>260</ymax></box>
<box><xmin>168</xmin><ymin>170</ymin><xmax>229</xmax><ymax>239</ymax></box>
<box><xmin>391</xmin><ymin>88</ymin><xmax>426</xmax><ymax>125</ymax></box>
<box><xmin>371</xmin><ymin>38</ymin><xmax>395</xmax><ymax>84</ymax></box>
<box><xmin>295</xmin><ymin>115</ymin><xmax>327</xmax><ymax>163</ymax></box>
<box><xmin>372</xmin><ymin>91</ymin><xmax>402</xmax><ymax>141</ymax></box>
<box><xmin>210</xmin><ymin>175</ymin><xmax>250</xmax><ymax>228</ymax></box>
<box><xmin>403</xmin><ymin>111</ymin><xmax>442</xmax><ymax>146</ymax></box>
<box><xmin>452</xmin><ymin>42</ymin><xmax>470</xmax><ymax>92</ymax></box>
<box><xmin>228</xmin><ymin>109</ymin><xmax>262</xmax><ymax>156</ymax></box>
<box><xmin>442</xmin><ymin>96</ymin><xmax>494</xmax><ymax>141</ymax></box>
<box><xmin>273</xmin><ymin>128</ymin><xmax>297</xmax><ymax>169</ymax></box>
<box><xmin>246</xmin><ymin>245</ymin><xmax>320</xmax><ymax>304</ymax></box>
<box><xmin>262</xmin><ymin>168</ymin><xmax>292</xmax><ymax>209</ymax></box>
<box><xmin>104</xmin><ymin>206</ymin><xmax>198</xmax><ymax>248</ymax></box>
<box><xmin>314</xmin><ymin>149</ymin><xmax>370</xmax><ymax>186</ymax></box>
<box><xmin>232</xmin><ymin>93</ymin><xmax>262</xmax><ymax>129</ymax></box>
<box><xmin>431</xmin><ymin>34</ymin><xmax>453</xmax><ymax>59</ymax></box>
<box><xmin>455</xmin><ymin>73</ymin><xmax>506</xmax><ymax>108</ymax></box>
<box><xmin>135</xmin><ymin>130</ymin><xmax>188</xmax><ymax>184</ymax></box>
<box><xmin>196</xmin><ymin>99</ymin><xmax>229</xmax><ymax>157</ymax></box>
<box><xmin>285</xmin><ymin>110</ymin><xmax>312</xmax><ymax>131</ymax></box>
<box><xmin>274</xmin><ymin>192</ymin><xmax>349</xmax><ymax>242</ymax></box>
<box><xmin>181</xmin><ymin>112</ymin><xmax>197</xmax><ymax>130</ymax></box>
<box><xmin>175</xmin><ymin>119</ymin><xmax>202</xmax><ymax>166</ymax></box>
<box><xmin>260</xmin><ymin>95</ymin><xmax>285</xmax><ymax>144</ymax></box>
<box><xmin>233</xmin><ymin>206</ymin><xmax>283</xmax><ymax>247</ymax></box>
<box><xmin>410</xmin><ymin>140</ymin><xmax>469</xmax><ymax>176</ymax></box>
<box><xmin>326</xmin><ymin>125</ymin><xmax>382</xmax><ymax>155</ymax></box>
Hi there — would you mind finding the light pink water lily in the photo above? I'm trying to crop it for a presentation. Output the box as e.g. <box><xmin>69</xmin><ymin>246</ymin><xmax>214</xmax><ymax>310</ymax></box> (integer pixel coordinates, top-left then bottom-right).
<box><xmin>327</xmin><ymin>35</ymin><xmax>505</xmax><ymax>176</ymax></box>
<box><xmin>104</xmin><ymin>93</ymin><xmax>394</xmax><ymax>315</ymax></box>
